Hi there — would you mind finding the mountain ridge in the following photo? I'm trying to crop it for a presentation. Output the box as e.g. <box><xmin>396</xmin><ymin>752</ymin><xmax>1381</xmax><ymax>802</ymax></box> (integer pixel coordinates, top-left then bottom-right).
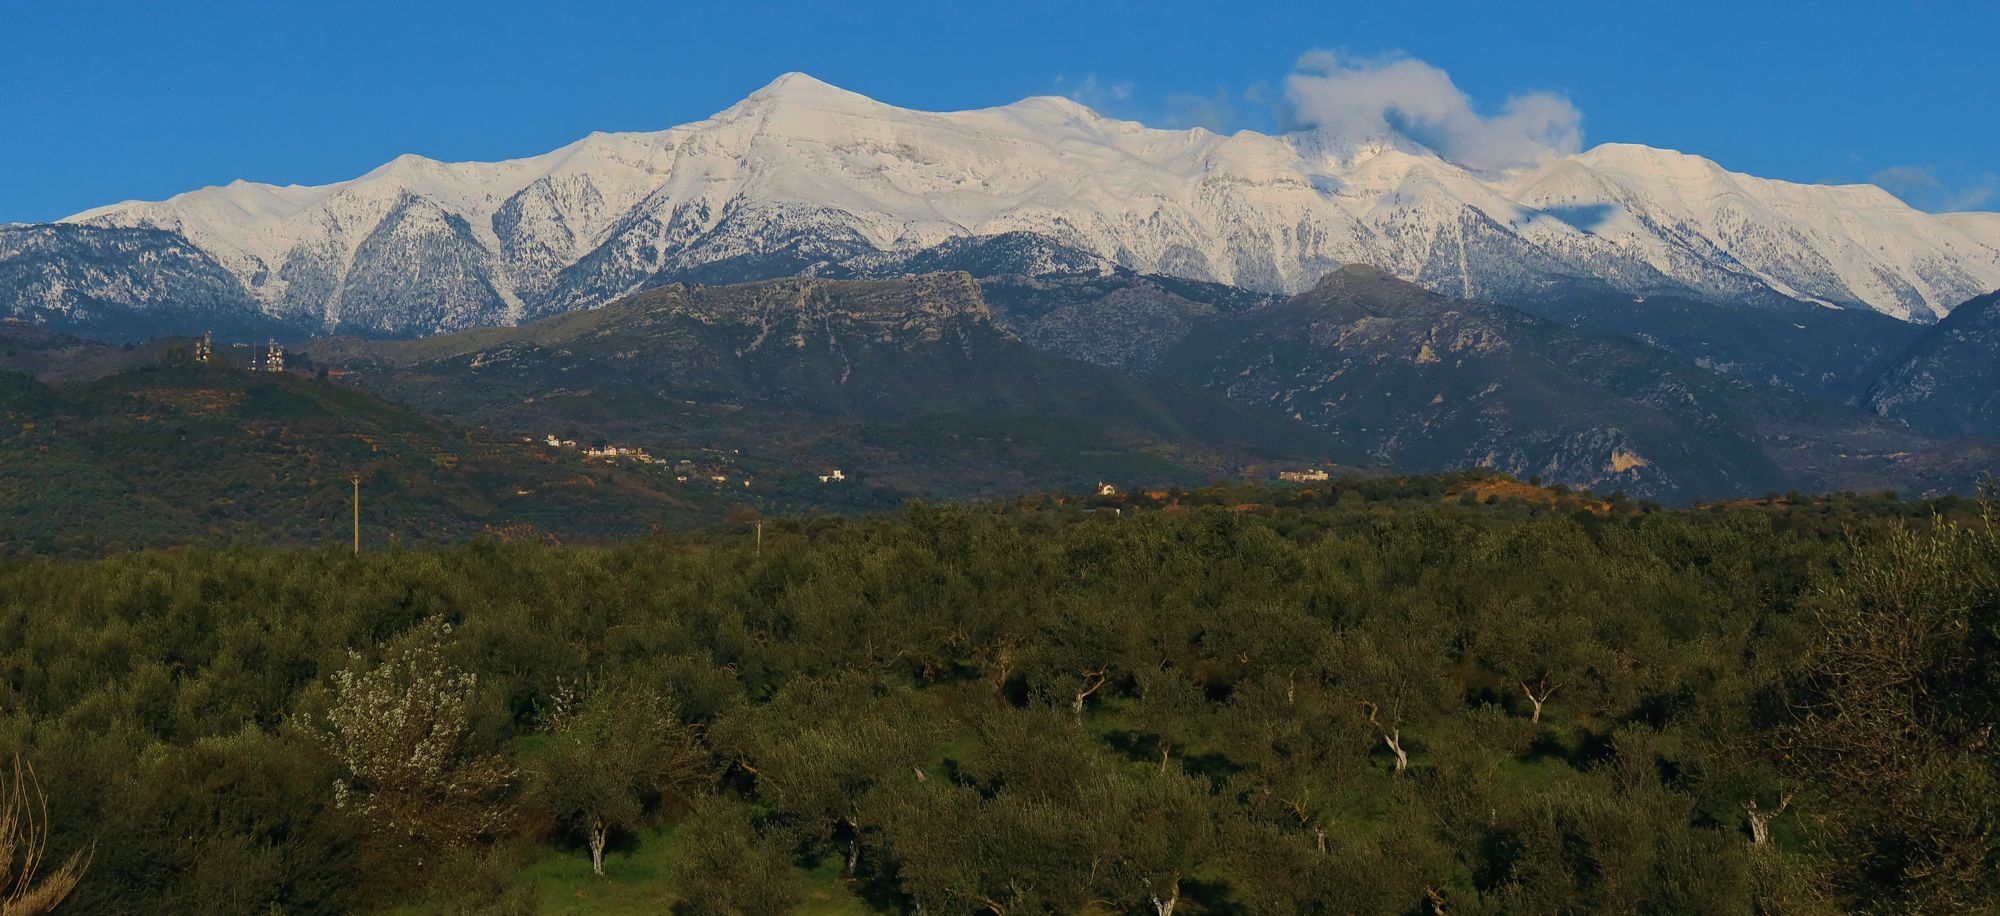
<box><xmin>303</xmin><ymin>271</ymin><xmax>1356</xmax><ymax>500</ymax></box>
<box><xmin>1151</xmin><ymin>266</ymin><xmax>1997</xmax><ymax>501</ymax></box>
<box><xmin>12</xmin><ymin>72</ymin><xmax>1995</xmax><ymax>337</ymax></box>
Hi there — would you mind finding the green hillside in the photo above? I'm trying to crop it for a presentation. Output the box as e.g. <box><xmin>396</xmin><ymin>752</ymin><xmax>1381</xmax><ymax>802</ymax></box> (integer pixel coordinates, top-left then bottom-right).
<box><xmin>0</xmin><ymin>360</ymin><xmax>737</xmax><ymax>554</ymax></box>
<box><xmin>2</xmin><ymin>480</ymin><xmax>1993</xmax><ymax>913</ymax></box>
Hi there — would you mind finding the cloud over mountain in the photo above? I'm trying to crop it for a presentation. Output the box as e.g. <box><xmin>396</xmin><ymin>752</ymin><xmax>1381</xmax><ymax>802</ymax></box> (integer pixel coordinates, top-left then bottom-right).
<box><xmin>1285</xmin><ymin>50</ymin><xmax>1582</xmax><ymax>170</ymax></box>
<box><xmin>1871</xmin><ymin>164</ymin><xmax>2000</xmax><ymax>213</ymax></box>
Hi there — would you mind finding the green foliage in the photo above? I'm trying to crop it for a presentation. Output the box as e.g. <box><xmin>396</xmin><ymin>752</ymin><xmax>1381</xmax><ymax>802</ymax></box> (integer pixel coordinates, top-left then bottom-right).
<box><xmin>671</xmin><ymin>798</ymin><xmax>805</xmax><ymax>915</ymax></box>
<box><xmin>532</xmin><ymin>678</ymin><xmax>707</xmax><ymax>874</ymax></box>
<box><xmin>0</xmin><ymin>363</ymin><xmax>734</xmax><ymax>555</ymax></box>
<box><xmin>1774</xmin><ymin>511</ymin><xmax>2000</xmax><ymax>911</ymax></box>
<box><xmin>0</xmin><ymin>483</ymin><xmax>1993</xmax><ymax>912</ymax></box>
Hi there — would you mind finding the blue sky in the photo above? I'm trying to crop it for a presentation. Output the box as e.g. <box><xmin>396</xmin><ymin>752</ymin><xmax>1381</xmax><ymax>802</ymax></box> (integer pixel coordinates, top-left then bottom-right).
<box><xmin>3</xmin><ymin>0</ymin><xmax>1994</xmax><ymax>222</ymax></box>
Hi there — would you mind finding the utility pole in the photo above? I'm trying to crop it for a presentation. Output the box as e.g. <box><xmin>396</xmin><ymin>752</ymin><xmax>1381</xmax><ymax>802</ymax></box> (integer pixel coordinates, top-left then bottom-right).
<box><xmin>351</xmin><ymin>475</ymin><xmax>361</xmax><ymax>555</ymax></box>
<box><xmin>755</xmin><ymin>520</ymin><xmax>763</xmax><ymax>558</ymax></box>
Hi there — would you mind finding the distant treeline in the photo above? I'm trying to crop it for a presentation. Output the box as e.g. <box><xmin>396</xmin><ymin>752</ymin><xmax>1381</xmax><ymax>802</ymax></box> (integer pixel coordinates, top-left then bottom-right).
<box><xmin>0</xmin><ymin>476</ymin><xmax>1994</xmax><ymax>913</ymax></box>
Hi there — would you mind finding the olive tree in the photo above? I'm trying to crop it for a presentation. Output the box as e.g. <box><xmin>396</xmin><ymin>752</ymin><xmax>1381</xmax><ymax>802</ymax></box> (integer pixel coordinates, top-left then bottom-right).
<box><xmin>709</xmin><ymin>674</ymin><xmax>939</xmax><ymax>879</ymax></box>
<box><xmin>536</xmin><ymin>678</ymin><xmax>707</xmax><ymax>876</ymax></box>
<box><xmin>1776</xmin><ymin>514</ymin><xmax>2000</xmax><ymax>910</ymax></box>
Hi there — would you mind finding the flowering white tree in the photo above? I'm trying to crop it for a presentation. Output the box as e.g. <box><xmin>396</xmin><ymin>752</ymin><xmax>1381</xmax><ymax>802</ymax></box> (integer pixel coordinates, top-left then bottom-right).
<box><xmin>319</xmin><ymin>618</ymin><xmax>514</xmax><ymax>856</ymax></box>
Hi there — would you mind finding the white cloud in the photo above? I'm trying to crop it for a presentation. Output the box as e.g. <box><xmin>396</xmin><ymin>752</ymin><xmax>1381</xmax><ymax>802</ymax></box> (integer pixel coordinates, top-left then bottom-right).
<box><xmin>1059</xmin><ymin>74</ymin><xmax>1135</xmax><ymax>113</ymax></box>
<box><xmin>1871</xmin><ymin>164</ymin><xmax>1998</xmax><ymax>212</ymax></box>
<box><xmin>1162</xmin><ymin>89</ymin><xmax>1238</xmax><ymax>132</ymax></box>
<box><xmin>1048</xmin><ymin>53</ymin><xmax>1582</xmax><ymax>169</ymax></box>
<box><xmin>1053</xmin><ymin>75</ymin><xmax>1278</xmax><ymax>133</ymax></box>
<box><xmin>1284</xmin><ymin>50</ymin><xmax>1581</xmax><ymax>171</ymax></box>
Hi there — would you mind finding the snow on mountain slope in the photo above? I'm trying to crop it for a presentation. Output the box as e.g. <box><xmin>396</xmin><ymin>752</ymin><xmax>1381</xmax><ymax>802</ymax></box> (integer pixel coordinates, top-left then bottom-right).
<box><xmin>44</xmin><ymin>72</ymin><xmax>2000</xmax><ymax>334</ymax></box>
<box><xmin>1510</xmin><ymin>144</ymin><xmax>2000</xmax><ymax>320</ymax></box>
<box><xmin>1940</xmin><ymin>211</ymin><xmax>2000</xmax><ymax>250</ymax></box>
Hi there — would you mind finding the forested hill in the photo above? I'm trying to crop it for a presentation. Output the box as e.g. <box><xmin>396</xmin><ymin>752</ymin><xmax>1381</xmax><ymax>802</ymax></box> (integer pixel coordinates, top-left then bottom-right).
<box><xmin>0</xmin><ymin>359</ymin><xmax>746</xmax><ymax>554</ymax></box>
<box><xmin>1</xmin><ymin>479</ymin><xmax>1993</xmax><ymax>913</ymax></box>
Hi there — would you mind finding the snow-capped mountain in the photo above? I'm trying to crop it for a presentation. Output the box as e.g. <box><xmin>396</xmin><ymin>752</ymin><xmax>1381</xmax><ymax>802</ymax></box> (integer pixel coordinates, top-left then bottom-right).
<box><xmin>17</xmin><ymin>72</ymin><xmax>2000</xmax><ymax>337</ymax></box>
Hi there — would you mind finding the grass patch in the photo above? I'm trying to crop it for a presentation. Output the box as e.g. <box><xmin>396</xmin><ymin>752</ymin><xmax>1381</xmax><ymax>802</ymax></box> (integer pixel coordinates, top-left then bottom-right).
<box><xmin>391</xmin><ymin>820</ymin><xmax>882</xmax><ymax>914</ymax></box>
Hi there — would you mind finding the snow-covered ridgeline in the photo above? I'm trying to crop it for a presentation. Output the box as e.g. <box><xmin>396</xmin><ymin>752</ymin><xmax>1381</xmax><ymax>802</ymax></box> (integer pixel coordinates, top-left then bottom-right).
<box><xmin>52</xmin><ymin>72</ymin><xmax>2000</xmax><ymax>332</ymax></box>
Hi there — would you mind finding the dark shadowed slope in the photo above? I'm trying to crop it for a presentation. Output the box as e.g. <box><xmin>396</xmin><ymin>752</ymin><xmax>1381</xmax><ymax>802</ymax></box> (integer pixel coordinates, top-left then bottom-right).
<box><xmin>1868</xmin><ymin>289</ymin><xmax>2000</xmax><ymax>440</ymax></box>
<box><xmin>1156</xmin><ymin>266</ymin><xmax>1995</xmax><ymax>501</ymax></box>
<box><xmin>1515</xmin><ymin>290</ymin><xmax>1926</xmax><ymax>406</ymax></box>
<box><xmin>306</xmin><ymin>273</ymin><xmax>1355</xmax><ymax>500</ymax></box>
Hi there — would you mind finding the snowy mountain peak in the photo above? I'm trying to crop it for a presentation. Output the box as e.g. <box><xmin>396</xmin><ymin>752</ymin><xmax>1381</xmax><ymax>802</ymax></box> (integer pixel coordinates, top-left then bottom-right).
<box><xmin>728</xmin><ymin>71</ymin><xmax>890</xmax><ymax>118</ymax></box>
<box><xmin>1015</xmin><ymin>93</ymin><xmax>1098</xmax><ymax>115</ymax></box>
<box><xmin>1291</xmin><ymin>124</ymin><xmax>1436</xmax><ymax>169</ymax></box>
<box><xmin>30</xmin><ymin>73</ymin><xmax>2000</xmax><ymax>335</ymax></box>
<box><xmin>752</xmin><ymin>70</ymin><xmax>845</xmax><ymax>97</ymax></box>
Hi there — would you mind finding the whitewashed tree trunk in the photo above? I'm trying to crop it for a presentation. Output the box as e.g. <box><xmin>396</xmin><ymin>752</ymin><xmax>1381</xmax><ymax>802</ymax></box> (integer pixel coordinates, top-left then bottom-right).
<box><xmin>1383</xmin><ymin>729</ymin><xmax>1408</xmax><ymax>774</ymax></box>
<box><xmin>1361</xmin><ymin>700</ymin><xmax>1410</xmax><ymax>775</ymax></box>
<box><xmin>1521</xmin><ymin>679</ymin><xmax>1558</xmax><ymax>724</ymax></box>
<box><xmin>845</xmin><ymin>835</ymin><xmax>861</xmax><ymax>877</ymax></box>
<box><xmin>1744</xmin><ymin>793</ymin><xmax>1794</xmax><ymax>846</ymax></box>
<box><xmin>1150</xmin><ymin>879</ymin><xmax>1180</xmax><ymax>916</ymax></box>
<box><xmin>589</xmin><ymin>818</ymin><xmax>608</xmax><ymax>876</ymax></box>
<box><xmin>1072</xmin><ymin>669</ymin><xmax>1109</xmax><ymax>716</ymax></box>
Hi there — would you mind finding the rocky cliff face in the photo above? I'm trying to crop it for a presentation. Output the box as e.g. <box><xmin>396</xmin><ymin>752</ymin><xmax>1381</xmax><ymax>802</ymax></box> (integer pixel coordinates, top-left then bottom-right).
<box><xmin>0</xmin><ymin>224</ymin><xmax>290</xmax><ymax>341</ymax></box>
<box><xmin>1867</xmin><ymin>290</ymin><xmax>2000</xmax><ymax>439</ymax></box>
<box><xmin>313</xmin><ymin>272</ymin><xmax>1007</xmax><ymax>418</ymax></box>
<box><xmin>1152</xmin><ymin>266</ymin><xmax>1774</xmax><ymax>498</ymax></box>
<box><xmin>1152</xmin><ymin>266</ymin><xmax>1992</xmax><ymax>501</ymax></box>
